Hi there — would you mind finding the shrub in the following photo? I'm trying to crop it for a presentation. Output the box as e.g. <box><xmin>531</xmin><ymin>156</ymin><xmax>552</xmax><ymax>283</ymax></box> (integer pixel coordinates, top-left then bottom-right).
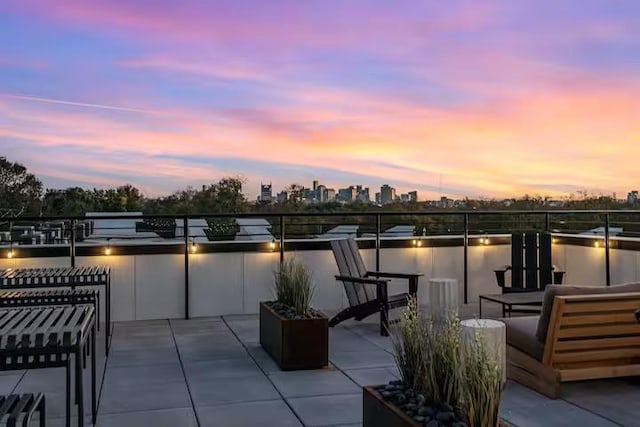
<box><xmin>463</xmin><ymin>330</ymin><xmax>502</xmax><ymax>427</ymax></box>
<box><xmin>390</xmin><ymin>297</ymin><xmax>428</xmax><ymax>392</ymax></box>
<box><xmin>273</xmin><ymin>259</ymin><xmax>315</xmax><ymax>315</ymax></box>
<box><xmin>390</xmin><ymin>298</ymin><xmax>502</xmax><ymax>425</ymax></box>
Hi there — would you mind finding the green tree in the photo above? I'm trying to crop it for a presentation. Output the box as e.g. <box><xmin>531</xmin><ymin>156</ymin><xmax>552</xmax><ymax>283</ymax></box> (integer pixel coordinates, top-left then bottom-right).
<box><xmin>42</xmin><ymin>187</ymin><xmax>96</xmax><ymax>216</ymax></box>
<box><xmin>0</xmin><ymin>157</ymin><xmax>43</xmax><ymax>215</ymax></box>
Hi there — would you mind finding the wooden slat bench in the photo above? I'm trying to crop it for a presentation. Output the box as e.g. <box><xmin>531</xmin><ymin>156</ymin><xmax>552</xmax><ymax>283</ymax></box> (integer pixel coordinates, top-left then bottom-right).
<box><xmin>0</xmin><ymin>393</ymin><xmax>46</xmax><ymax>427</ymax></box>
<box><xmin>506</xmin><ymin>292</ymin><xmax>640</xmax><ymax>398</ymax></box>
<box><xmin>0</xmin><ymin>267</ymin><xmax>110</xmax><ymax>356</ymax></box>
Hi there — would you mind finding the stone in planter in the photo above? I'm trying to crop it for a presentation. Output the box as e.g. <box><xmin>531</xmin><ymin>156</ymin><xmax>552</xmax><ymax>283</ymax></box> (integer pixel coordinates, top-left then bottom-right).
<box><xmin>363</xmin><ymin>386</ymin><xmax>421</xmax><ymax>427</ymax></box>
<box><xmin>364</xmin><ymin>384</ymin><xmax>508</xmax><ymax>427</ymax></box>
<box><xmin>259</xmin><ymin>301</ymin><xmax>328</xmax><ymax>370</ymax></box>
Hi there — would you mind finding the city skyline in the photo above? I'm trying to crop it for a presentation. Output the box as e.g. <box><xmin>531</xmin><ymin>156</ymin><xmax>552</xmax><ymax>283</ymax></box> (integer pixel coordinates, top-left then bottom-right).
<box><xmin>1</xmin><ymin>1</ymin><xmax>639</xmax><ymax>199</ymax></box>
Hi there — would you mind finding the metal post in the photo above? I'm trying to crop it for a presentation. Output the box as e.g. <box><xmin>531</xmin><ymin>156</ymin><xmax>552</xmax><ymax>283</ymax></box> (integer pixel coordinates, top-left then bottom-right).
<box><xmin>279</xmin><ymin>215</ymin><xmax>285</xmax><ymax>264</ymax></box>
<box><xmin>605</xmin><ymin>213</ymin><xmax>611</xmax><ymax>287</ymax></box>
<box><xmin>463</xmin><ymin>214</ymin><xmax>469</xmax><ymax>304</ymax></box>
<box><xmin>70</xmin><ymin>219</ymin><xmax>77</xmax><ymax>267</ymax></box>
<box><xmin>183</xmin><ymin>216</ymin><xmax>190</xmax><ymax>319</ymax></box>
<box><xmin>375</xmin><ymin>214</ymin><xmax>381</xmax><ymax>271</ymax></box>
<box><xmin>8</xmin><ymin>220</ymin><xmax>13</xmax><ymax>260</ymax></box>
<box><xmin>544</xmin><ymin>212</ymin><xmax>550</xmax><ymax>232</ymax></box>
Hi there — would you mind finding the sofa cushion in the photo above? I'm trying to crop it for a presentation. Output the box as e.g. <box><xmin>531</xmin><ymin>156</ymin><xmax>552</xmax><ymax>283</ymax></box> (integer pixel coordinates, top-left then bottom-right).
<box><xmin>536</xmin><ymin>282</ymin><xmax>640</xmax><ymax>342</ymax></box>
<box><xmin>502</xmin><ymin>316</ymin><xmax>544</xmax><ymax>361</ymax></box>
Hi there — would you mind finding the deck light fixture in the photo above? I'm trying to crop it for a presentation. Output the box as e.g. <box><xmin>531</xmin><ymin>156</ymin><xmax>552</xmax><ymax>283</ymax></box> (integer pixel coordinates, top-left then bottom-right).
<box><xmin>104</xmin><ymin>238</ymin><xmax>112</xmax><ymax>256</ymax></box>
<box><xmin>269</xmin><ymin>239</ymin><xmax>276</xmax><ymax>251</ymax></box>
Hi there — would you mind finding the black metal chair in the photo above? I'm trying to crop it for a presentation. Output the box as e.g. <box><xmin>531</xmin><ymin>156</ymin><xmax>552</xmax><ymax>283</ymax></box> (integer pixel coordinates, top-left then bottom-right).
<box><xmin>330</xmin><ymin>238</ymin><xmax>423</xmax><ymax>336</ymax></box>
<box><xmin>495</xmin><ymin>231</ymin><xmax>565</xmax><ymax>293</ymax></box>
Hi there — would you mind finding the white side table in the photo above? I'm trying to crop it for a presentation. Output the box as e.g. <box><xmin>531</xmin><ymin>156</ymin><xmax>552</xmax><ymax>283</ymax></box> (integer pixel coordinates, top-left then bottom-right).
<box><xmin>461</xmin><ymin>318</ymin><xmax>506</xmax><ymax>382</ymax></box>
<box><xmin>428</xmin><ymin>278</ymin><xmax>459</xmax><ymax>321</ymax></box>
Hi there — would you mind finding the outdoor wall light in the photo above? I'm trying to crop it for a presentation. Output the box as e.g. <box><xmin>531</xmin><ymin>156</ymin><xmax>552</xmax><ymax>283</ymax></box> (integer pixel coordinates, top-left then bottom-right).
<box><xmin>269</xmin><ymin>239</ymin><xmax>277</xmax><ymax>251</ymax></box>
<box><xmin>191</xmin><ymin>240</ymin><xmax>198</xmax><ymax>253</ymax></box>
<box><xmin>6</xmin><ymin>249</ymin><xmax>14</xmax><ymax>259</ymax></box>
<box><xmin>594</xmin><ymin>240</ymin><xmax>601</xmax><ymax>248</ymax></box>
<box><xmin>104</xmin><ymin>238</ymin><xmax>112</xmax><ymax>256</ymax></box>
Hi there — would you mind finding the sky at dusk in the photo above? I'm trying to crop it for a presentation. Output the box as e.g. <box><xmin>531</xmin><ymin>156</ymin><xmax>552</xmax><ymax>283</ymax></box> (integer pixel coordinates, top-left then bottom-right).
<box><xmin>1</xmin><ymin>1</ymin><xmax>639</xmax><ymax>200</ymax></box>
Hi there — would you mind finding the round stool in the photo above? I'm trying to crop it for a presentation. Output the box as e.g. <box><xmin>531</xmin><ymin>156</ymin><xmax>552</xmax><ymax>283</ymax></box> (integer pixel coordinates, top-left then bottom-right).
<box><xmin>461</xmin><ymin>318</ymin><xmax>506</xmax><ymax>382</ymax></box>
<box><xmin>428</xmin><ymin>278</ymin><xmax>459</xmax><ymax>321</ymax></box>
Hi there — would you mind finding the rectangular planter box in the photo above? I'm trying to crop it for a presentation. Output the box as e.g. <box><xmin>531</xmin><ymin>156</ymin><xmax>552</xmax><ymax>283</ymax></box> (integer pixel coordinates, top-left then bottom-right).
<box><xmin>364</xmin><ymin>386</ymin><xmax>508</xmax><ymax>427</ymax></box>
<box><xmin>259</xmin><ymin>301</ymin><xmax>328</xmax><ymax>370</ymax></box>
<box><xmin>363</xmin><ymin>386</ymin><xmax>419</xmax><ymax>427</ymax></box>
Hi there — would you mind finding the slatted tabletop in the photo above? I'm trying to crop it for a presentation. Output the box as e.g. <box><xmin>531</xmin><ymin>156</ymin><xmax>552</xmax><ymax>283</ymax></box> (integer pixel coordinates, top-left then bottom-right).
<box><xmin>0</xmin><ymin>305</ymin><xmax>94</xmax><ymax>353</ymax></box>
<box><xmin>0</xmin><ymin>266</ymin><xmax>111</xmax><ymax>357</ymax></box>
<box><xmin>0</xmin><ymin>266</ymin><xmax>109</xmax><ymax>287</ymax></box>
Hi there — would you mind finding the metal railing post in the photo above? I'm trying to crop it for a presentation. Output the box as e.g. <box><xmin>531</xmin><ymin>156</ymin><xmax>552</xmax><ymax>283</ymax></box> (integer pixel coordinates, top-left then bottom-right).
<box><xmin>183</xmin><ymin>216</ymin><xmax>190</xmax><ymax>319</ymax></box>
<box><xmin>463</xmin><ymin>213</ymin><xmax>469</xmax><ymax>304</ymax></box>
<box><xmin>70</xmin><ymin>219</ymin><xmax>77</xmax><ymax>267</ymax></box>
<box><xmin>544</xmin><ymin>212</ymin><xmax>550</xmax><ymax>232</ymax></box>
<box><xmin>375</xmin><ymin>214</ymin><xmax>381</xmax><ymax>271</ymax></box>
<box><xmin>279</xmin><ymin>215</ymin><xmax>285</xmax><ymax>264</ymax></box>
<box><xmin>605</xmin><ymin>213</ymin><xmax>611</xmax><ymax>287</ymax></box>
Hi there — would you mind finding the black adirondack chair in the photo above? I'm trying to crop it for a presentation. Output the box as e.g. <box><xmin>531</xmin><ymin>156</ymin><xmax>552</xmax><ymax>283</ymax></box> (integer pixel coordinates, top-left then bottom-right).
<box><xmin>330</xmin><ymin>238</ymin><xmax>423</xmax><ymax>336</ymax></box>
<box><xmin>494</xmin><ymin>231</ymin><xmax>565</xmax><ymax>293</ymax></box>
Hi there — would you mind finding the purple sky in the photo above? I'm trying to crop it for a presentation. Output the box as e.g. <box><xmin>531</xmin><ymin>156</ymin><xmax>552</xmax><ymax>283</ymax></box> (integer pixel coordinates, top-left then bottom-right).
<box><xmin>1</xmin><ymin>1</ymin><xmax>639</xmax><ymax>199</ymax></box>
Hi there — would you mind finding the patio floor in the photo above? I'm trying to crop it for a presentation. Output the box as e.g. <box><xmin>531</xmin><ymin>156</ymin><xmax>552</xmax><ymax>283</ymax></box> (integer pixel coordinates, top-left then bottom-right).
<box><xmin>3</xmin><ymin>307</ymin><xmax>640</xmax><ymax>426</ymax></box>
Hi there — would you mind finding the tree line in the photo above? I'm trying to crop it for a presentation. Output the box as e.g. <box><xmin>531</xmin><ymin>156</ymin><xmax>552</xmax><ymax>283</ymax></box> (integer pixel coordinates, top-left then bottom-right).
<box><xmin>1</xmin><ymin>156</ymin><xmax>639</xmax><ymax>237</ymax></box>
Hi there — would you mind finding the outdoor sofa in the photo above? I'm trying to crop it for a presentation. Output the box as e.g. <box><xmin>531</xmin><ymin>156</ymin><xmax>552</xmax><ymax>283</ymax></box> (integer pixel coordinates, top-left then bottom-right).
<box><xmin>503</xmin><ymin>282</ymin><xmax>640</xmax><ymax>398</ymax></box>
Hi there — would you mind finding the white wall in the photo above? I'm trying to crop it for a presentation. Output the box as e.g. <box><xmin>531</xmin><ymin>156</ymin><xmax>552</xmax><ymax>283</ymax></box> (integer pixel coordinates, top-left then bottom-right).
<box><xmin>1</xmin><ymin>241</ymin><xmax>637</xmax><ymax>321</ymax></box>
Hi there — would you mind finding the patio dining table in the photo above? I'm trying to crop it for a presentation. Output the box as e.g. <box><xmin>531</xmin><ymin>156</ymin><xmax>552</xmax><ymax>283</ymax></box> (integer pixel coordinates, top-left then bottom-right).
<box><xmin>0</xmin><ymin>304</ymin><xmax>97</xmax><ymax>427</ymax></box>
<box><xmin>0</xmin><ymin>266</ymin><xmax>110</xmax><ymax>356</ymax></box>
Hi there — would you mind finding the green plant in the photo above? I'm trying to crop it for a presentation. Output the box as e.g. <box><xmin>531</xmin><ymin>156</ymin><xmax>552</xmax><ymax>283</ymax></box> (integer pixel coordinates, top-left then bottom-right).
<box><xmin>390</xmin><ymin>300</ymin><xmax>502</xmax><ymax>424</ymax></box>
<box><xmin>463</xmin><ymin>330</ymin><xmax>502</xmax><ymax>427</ymax></box>
<box><xmin>429</xmin><ymin>310</ymin><xmax>464</xmax><ymax>409</ymax></box>
<box><xmin>273</xmin><ymin>258</ymin><xmax>315</xmax><ymax>315</ymax></box>
<box><xmin>390</xmin><ymin>297</ymin><xmax>429</xmax><ymax>392</ymax></box>
<box><xmin>390</xmin><ymin>298</ymin><xmax>463</xmax><ymax>408</ymax></box>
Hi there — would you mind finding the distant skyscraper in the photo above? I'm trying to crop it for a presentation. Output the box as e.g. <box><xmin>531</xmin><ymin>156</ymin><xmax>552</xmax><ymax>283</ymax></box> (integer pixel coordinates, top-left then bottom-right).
<box><xmin>324</xmin><ymin>188</ymin><xmax>336</xmax><ymax>201</ymax></box>
<box><xmin>356</xmin><ymin>186</ymin><xmax>370</xmax><ymax>203</ymax></box>
<box><xmin>337</xmin><ymin>186</ymin><xmax>357</xmax><ymax>202</ymax></box>
<box><xmin>380</xmin><ymin>184</ymin><xmax>396</xmax><ymax>205</ymax></box>
<box><xmin>276</xmin><ymin>191</ymin><xmax>288</xmax><ymax>204</ymax></box>
<box><xmin>408</xmin><ymin>191</ymin><xmax>418</xmax><ymax>202</ymax></box>
<box><xmin>260</xmin><ymin>183</ymin><xmax>273</xmax><ymax>203</ymax></box>
<box><xmin>312</xmin><ymin>180</ymin><xmax>319</xmax><ymax>191</ymax></box>
<box><xmin>316</xmin><ymin>184</ymin><xmax>326</xmax><ymax>202</ymax></box>
<box><xmin>628</xmin><ymin>190</ymin><xmax>639</xmax><ymax>204</ymax></box>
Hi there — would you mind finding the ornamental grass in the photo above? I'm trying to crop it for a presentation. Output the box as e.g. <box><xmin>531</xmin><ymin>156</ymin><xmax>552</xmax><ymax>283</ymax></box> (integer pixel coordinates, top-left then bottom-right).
<box><xmin>273</xmin><ymin>258</ymin><xmax>315</xmax><ymax>315</ymax></box>
<box><xmin>390</xmin><ymin>296</ymin><xmax>503</xmax><ymax>426</ymax></box>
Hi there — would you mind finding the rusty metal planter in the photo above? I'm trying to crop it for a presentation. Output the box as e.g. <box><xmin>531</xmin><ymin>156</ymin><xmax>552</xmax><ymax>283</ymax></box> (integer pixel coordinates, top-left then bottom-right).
<box><xmin>363</xmin><ymin>386</ymin><xmax>420</xmax><ymax>427</ymax></box>
<box><xmin>259</xmin><ymin>301</ymin><xmax>328</xmax><ymax>371</ymax></box>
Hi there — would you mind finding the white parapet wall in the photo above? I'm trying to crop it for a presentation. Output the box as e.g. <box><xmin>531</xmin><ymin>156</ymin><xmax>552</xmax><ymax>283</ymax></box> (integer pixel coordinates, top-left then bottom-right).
<box><xmin>0</xmin><ymin>238</ymin><xmax>639</xmax><ymax>322</ymax></box>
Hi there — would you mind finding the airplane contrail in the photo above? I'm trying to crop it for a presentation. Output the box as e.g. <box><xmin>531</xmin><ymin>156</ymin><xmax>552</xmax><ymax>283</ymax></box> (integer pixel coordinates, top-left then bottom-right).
<box><xmin>0</xmin><ymin>93</ymin><xmax>159</xmax><ymax>115</ymax></box>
